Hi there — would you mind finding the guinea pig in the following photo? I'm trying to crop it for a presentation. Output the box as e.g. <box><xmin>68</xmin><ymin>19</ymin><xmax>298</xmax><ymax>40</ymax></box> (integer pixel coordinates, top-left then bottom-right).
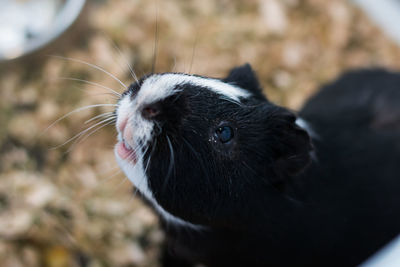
<box><xmin>114</xmin><ymin>64</ymin><xmax>400</xmax><ymax>266</ymax></box>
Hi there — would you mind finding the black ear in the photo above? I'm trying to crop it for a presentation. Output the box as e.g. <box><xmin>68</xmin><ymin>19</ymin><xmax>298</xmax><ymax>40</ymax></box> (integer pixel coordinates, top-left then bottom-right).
<box><xmin>224</xmin><ymin>63</ymin><xmax>266</xmax><ymax>100</ymax></box>
<box><xmin>267</xmin><ymin>108</ymin><xmax>313</xmax><ymax>186</ymax></box>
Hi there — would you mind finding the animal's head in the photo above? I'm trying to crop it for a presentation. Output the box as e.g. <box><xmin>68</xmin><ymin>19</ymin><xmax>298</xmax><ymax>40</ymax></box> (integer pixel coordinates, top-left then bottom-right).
<box><xmin>115</xmin><ymin>64</ymin><xmax>312</xmax><ymax>228</ymax></box>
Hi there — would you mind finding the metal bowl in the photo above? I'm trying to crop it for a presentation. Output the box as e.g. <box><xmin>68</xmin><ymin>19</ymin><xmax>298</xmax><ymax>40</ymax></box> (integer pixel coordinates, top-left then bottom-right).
<box><xmin>0</xmin><ymin>0</ymin><xmax>86</xmax><ymax>61</ymax></box>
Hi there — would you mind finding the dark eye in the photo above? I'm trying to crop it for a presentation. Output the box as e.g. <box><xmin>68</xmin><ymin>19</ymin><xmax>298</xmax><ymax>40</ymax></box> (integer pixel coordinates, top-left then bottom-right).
<box><xmin>215</xmin><ymin>126</ymin><xmax>234</xmax><ymax>143</ymax></box>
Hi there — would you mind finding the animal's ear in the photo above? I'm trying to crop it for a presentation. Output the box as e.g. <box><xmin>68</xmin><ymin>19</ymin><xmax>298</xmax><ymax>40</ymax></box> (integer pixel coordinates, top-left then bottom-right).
<box><xmin>267</xmin><ymin>107</ymin><xmax>313</xmax><ymax>187</ymax></box>
<box><xmin>224</xmin><ymin>63</ymin><xmax>266</xmax><ymax>100</ymax></box>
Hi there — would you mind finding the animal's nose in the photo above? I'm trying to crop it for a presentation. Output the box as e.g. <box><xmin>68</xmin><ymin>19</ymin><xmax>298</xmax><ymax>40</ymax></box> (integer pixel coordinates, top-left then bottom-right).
<box><xmin>118</xmin><ymin>117</ymin><xmax>128</xmax><ymax>133</ymax></box>
<box><xmin>142</xmin><ymin>103</ymin><xmax>161</xmax><ymax>120</ymax></box>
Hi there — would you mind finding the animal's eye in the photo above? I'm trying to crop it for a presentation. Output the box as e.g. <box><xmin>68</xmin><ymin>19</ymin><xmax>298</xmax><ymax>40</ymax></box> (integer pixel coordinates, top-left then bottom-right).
<box><xmin>215</xmin><ymin>126</ymin><xmax>234</xmax><ymax>143</ymax></box>
<box><xmin>210</xmin><ymin>122</ymin><xmax>236</xmax><ymax>155</ymax></box>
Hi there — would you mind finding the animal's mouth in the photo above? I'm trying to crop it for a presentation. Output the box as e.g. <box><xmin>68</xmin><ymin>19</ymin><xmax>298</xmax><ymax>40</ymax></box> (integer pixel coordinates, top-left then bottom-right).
<box><xmin>116</xmin><ymin>139</ymin><xmax>138</xmax><ymax>164</ymax></box>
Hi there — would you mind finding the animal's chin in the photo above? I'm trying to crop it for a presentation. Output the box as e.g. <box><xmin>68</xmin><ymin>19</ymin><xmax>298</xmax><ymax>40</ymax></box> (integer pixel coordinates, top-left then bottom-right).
<box><xmin>116</xmin><ymin>141</ymin><xmax>138</xmax><ymax>164</ymax></box>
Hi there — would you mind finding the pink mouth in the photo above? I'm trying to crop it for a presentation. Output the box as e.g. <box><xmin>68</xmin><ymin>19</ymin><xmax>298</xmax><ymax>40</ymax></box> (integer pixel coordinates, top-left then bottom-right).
<box><xmin>117</xmin><ymin>141</ymin><xmax>137</xmax><ymax>164</ymax></box>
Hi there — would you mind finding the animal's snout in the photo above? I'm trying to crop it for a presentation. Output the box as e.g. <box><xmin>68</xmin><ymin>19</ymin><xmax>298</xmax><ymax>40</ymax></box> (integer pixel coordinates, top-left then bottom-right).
<box><xmin>118</xmin><ymin>117</ymin><xmax>128</xmax><ymax>133</ymax></box>
<box><xmin>116</xmin><ymin>114</ymin><xmax>134</xmax><ymax>148</ymax></box>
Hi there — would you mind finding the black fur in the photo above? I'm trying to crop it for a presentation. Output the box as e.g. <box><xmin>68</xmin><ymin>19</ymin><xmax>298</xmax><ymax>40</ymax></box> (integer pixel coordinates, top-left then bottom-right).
<box><xmin>223</xmin><ymin>63</ymin><xmax>266</xmax><ymax>101</ymax></box>
<box><xmin>126</xmin><ymin>66</ymin><xmax>400</xmax><ymax>266</ymax></box>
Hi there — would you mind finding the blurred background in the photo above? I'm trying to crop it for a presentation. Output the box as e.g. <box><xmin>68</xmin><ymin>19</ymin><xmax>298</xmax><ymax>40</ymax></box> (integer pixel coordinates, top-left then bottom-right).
<box><xmin>0</xmin><ymin>0</ymin><xmax>400</xmax><ymax>266</ymax></box>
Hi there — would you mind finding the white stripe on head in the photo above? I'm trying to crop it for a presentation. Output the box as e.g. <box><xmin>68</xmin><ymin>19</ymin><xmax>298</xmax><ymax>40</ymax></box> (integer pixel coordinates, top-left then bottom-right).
<box><xmin>137</xmin><ymin>73</ymin><xmax>251</xmax><ymax>105</ymax></box>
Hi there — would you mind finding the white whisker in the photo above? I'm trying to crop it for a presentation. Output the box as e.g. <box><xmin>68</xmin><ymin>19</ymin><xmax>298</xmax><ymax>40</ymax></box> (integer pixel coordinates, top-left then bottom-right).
<box><xmin>171</xmin><ymin>56</ymin><xmax>177</xmax><ymax>73</ymax></box>
<box><xmin>132</xmin><ymin>143</ymin><xmax>152</xmax><ymax>199</ymax></box>
<box><xmin>70</xmin><ymin>119</ymin><xmax>116</xmax><ymax>149</ymax></box>
<box><xmin>41</xmin><ymin>104</ymin><xmax>117</xmax><ymax>136</ymax></box>
<box><xmin>65</xmin><ymin>119</ymin><xmax>116</xmax><ymax>154</ymax></box>
<box><xmin>98</xmin><ymin>168</ymin><xmax>122</xmax><ymax>185</ymax></box>
<box><xmin>111</xmin><ymin>176</ymin><xmax>130</xmax><ymax>195</ymax></box>
<box><xmin>189</xmin><ymin>31</ymin><xmax>198</xmax><ymax>74</ymax></box>
<box><xmin>164</xmin><ymin>135</ymin><xmax>175</xmax><ymax>190</ymax></box>
<box><xmin>107</xmin><ymin>37</ymin><xmax>140</xmax><ymax>84</ymax></box>
<box><xmin>72</xmin><ymin>118</ymin><xmax>116</xmax><ymax>144</ymax></box>
<box><xmin>85</xmin><ymin>112</ymin><xmax>115</xmax><ymax>124</ymax></box>
<box><xmin>51</xmin><ymin>55</ymin><xmax>128</xmax><ymax>89</ymax></box>
<box><xmin>51</xmin><ymin>116</ymin><xmax>116</xmax><ymax>150</ymax></box>
<box><xmin>143</xmin><ymin>139</ymin><xmax>156</xmax><ymax>174</ymax></box>
<box><xmin>83</xmin><ymin>92</ymin><xmax>119</xmax><ymax>100</ymax></box>
<box><xmin>59</xmin><ymin>77</ymin><xmax>121</xmax><ymax>97</ymax></box>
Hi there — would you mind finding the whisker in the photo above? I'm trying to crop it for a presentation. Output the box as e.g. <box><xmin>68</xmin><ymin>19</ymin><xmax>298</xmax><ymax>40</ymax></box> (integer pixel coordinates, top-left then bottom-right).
<box><xmin>189</xmin><ymin>30</ymin><xmax>199</xmax><ymax>74</ymax></box>
<box><xmin>154</xmin><ymin>121</ymin><xmax>163</xmax><ymax>135</ymax></box>
<box><xmin>143</xmin><ymin>139</ymin><xmax>156</xmax><ymax>175</ymax></box>
<box><xmin>68</xmin><ymin>118</ymin><xmax>116</xmax><ymax>150</ymax></box>
<box><xmin>163</xmin><ymin>135</ymin><xmax>175</xmax><ymax>192</ymax></box>
<box><xmin>132</xmin><ymin>141</ymin><xmax>154</xmax><ymax>199</ymax></box>
<box><xmin>105</xmin><ymin>36</ymin><xmax>140</xmax><ymax>84</ymax></box>
<box><xmin>100</xmin><ymin>169</ymin><xmax>123</xmax><ymax>185</ymax></box>
<box><xmin>50</xmin><ymin>55</ymin><xmax>128</xmax><ymax>89</ymax></box>
<box><xmin>111</xmin><ymin>176</ymin><xmax>130</xmax><ymax>195</ymax></box>
<box><xmin>151</xmin><ymin>0</ymin><xmax>159</xmax><ymax>74</ymax></box>
<box><xmin>58</xmin><ymin>77</ymin><xmax>121</xmax><ymax>97</ymax></box>
<box><xmin>142</xmin><ymin>146</ymin><xmax>151</xmax><ymax>172</ymax></box>
<box><xmin>137</xmin><ymin>144</ymin><xmax>148</xmax><ymax>155</ymax></box>
<box><xmin>51</xmin><ymin>116</ymin><xmax>116</xmax><ymax>150</ymax></box>
<box><xmin>171</xmin><ymin>56</ymin><xmax>177</xmax><ymax>73</ymax></box>
<box><xmin>85</xmin><ymin>112</ymin><xmax>115</xmax><ymax>124</ymax></box>
<box><xmin>182</xmin><ymin>137</ymin><xmax>211</xmax><ymax>187</ymax></box>
<box><xmin>119</xmin><ymin>143</ymin><xmax>148</xmax><ymax>198</ymax></box>
<box><xmin>41</xmin><ymin>104</ymin><xmax>117</xmax><ymax>136</ymax></box>
<box><xmin>127</xmin><ymin>188</ymin><xmax>138</xmax><ymax>204</ymax></box>
<box><xmin>65</xmin><ymin>83</ymin><xmax>119</xmax><ymax>100</ymax></box>
<box><xmin>83</xmin><ymin>92</ymin><xmax>119</xmax><ymax>100</ymax></box>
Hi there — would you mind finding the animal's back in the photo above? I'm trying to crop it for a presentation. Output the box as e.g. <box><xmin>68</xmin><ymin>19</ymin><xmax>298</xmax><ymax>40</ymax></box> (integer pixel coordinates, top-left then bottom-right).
<box><xmin>301</xmin><ymin>68</ymin><xmax>400</xmax><ymax>132</ymax></box>
<box><xmin>162</xmin><ymin>69</ymin><xmax>400</xmax><ymax>266</ymax></box>
<box><xmin>296</xmin><ymin>69</ymin><xmax>400</xmax><ymax>265</ymax></box>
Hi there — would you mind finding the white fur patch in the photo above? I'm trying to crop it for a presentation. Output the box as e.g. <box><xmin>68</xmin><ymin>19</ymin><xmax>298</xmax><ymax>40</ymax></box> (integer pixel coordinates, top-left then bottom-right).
<box><xmin>116</xmin><ymin>91</ymin><xmax>155</xmax><ymax>149</ymax></box>
<box><xmin>115</xmin><ymin>146</ymin><xmax>203</xmax><ymax>229</ymax></box>
<box><xmin>138</xmin><ymin>73</ymin><xmax>251</xmax><ymax>105</ymax></box>
<box><xmin>115</xmin><ymin>93</ymin><xmax>203</xmax><ymax>229</ymax></box>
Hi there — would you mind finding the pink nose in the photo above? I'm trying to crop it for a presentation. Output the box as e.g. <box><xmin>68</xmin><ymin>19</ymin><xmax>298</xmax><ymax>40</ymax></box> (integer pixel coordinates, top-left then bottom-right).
<box><xmin>118</xmin><ymin>117</ymin><xmax>128</xmax><ymax>133</ymax></box>
<box><xmin>118</xmin><ymin>117</ymin><xmax>133</xmax><ymax>142</ymax></box>
<box><xmin>123</xmin><ymin>125</ymin><xmax>133</xmax><ymax>142</ymax></box>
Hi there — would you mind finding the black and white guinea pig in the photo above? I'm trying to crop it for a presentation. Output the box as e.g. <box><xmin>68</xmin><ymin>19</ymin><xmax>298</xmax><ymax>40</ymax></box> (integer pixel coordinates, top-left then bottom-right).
<box><xmin>114</xmin><ymin>64</ymin><xmax>400</xmax><ymax>266</ymax></box>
